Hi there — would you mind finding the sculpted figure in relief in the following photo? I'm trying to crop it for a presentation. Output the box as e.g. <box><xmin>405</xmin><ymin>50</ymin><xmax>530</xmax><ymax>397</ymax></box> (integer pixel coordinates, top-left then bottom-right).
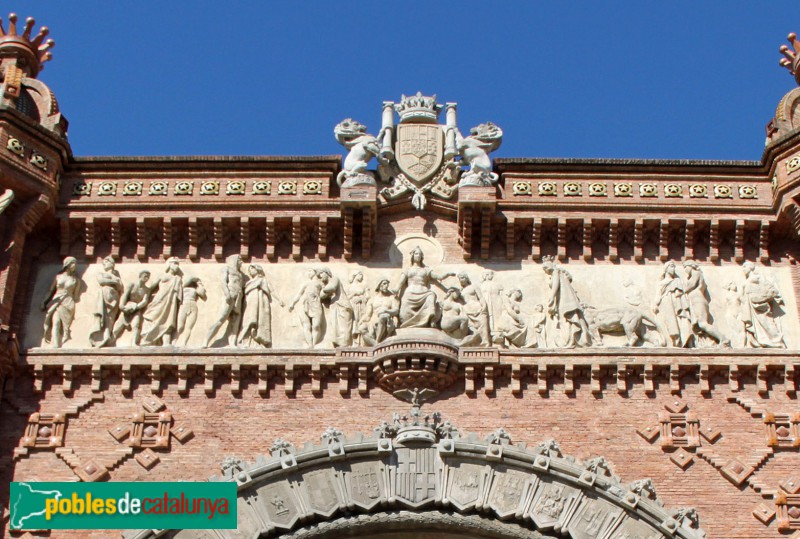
<box><xmin>141</xmin><ymin>257</ymin><xmax>183</xmax><ymax>346</ymax></box>
<box><xmin>723</xmin><ymin>282</ymin><xmax>746</xmax><ymax>348</ymax></box>
<box><xmin>440</xmin><ymin>288</ymin><xmax>471</xmax><ymax>341</ymax></box>
<box><xmin>112</xmin><ymin>270</ymin><xmax>151</xmax><ymax>346</ymax></box>
<box><xmin>348</xmin><ymin>271</ymin><xmax>368</xmax><ymax>345</ymax></box>
<box><xmin>289</xmin><ymin>269</ymin><xmax>325</xmax><ymax>348</ymax></box>
<box><xmin>41</xmin><ymin>257</ymin><xmax>81</xmax><ymax>348</ymax></box>
<box><xmin>238</xmin><ymin>264</ymin><xmax>283</xmax><ymax>348</ymax></box>
<box><xmin>683</xmin><ymin>260</ymin><xmax>730</xmax><ymax>347</ymax></box>
<box><xmin>454</xmin><ymin>122</ymin><xmax>503</xmax><ymax>187</ymax></box>
<box><xmin>480</xmin><ymin>271</ymin><xmax>504</xmax><ymax>342</ymax></box>
<box><xmin>542</xmin><ymin>257</ymin><xmax>591</xmax><ymax>348</ymax></box>
<box><xmin>396</xmin><ymin>246</ymin><xmax>455</xmax><ymax>329</ymax></box>
<box><xmin>90</xmin><ymin>256</ymin><xmax>124</xmax><ymax>348</ymax></box>
<box><xmin>319</xmin><ymin>268</ymin><xmax>354</xmax><ymax>347</ymax></box>
<box><xmin>359</xmin><ymin>278</ymin><xmax>399</xmax><ymax>346</ymax></box>
<box><xmin>334</xmin><ymin>119</ymin><xmax>386</xmax><ymax>188</ymax></box>
<box><xmin>741</xmin><ymin>261</ymin><xmax>786</xmax><ymax>348</ymax></box>
<box><xmin>653</xmin><ymin>261</ymin><xmax>692</xmax><ymax>347</ymax></box>
<box><xmin>457</xmin><ymin>272</ymin><xmax>491</xmax><ymax>346</ymax></box>
<box><xmin>177</xmin><ymin>277</ymin><xmax>207</xmax><ymax>346</ymax></box>
<box><xmin>496</xmin><ymin>289</ymin><xmax>541</xmax><ymax>348</ymax></box>
<box><xmin>204</xmin><ymin>254</ymin><xmax>245</xmax><ymax>347</ymax></box>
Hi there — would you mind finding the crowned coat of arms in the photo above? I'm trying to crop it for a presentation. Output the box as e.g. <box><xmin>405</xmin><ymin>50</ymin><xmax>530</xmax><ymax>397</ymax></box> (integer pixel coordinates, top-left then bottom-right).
<box><xmin>334</xmin><ymin>92</ymin><xmax>503</xmax><ymax>210</ymax></box>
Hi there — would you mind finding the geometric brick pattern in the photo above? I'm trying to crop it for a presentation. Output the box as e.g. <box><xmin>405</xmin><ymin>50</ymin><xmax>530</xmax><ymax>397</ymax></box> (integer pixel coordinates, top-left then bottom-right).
<box><xmin>777</xmin><ymin>477</ymin><xmax>800</xmax><ymax>531</ymax></box>
<box><xmin>764</xmin><ymin>412</ymin><xmax>800</xmax><ymax>448</ymax></box>
<box><xmin>107</xmin><ymin>398</ymin><xmax>193</xmax><ymax>475</ymax></box>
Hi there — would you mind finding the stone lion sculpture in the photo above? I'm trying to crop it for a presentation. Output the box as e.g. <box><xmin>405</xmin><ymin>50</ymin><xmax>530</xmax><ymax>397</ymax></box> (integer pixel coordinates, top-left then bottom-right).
<box><xmin>455</xmin><ymin>122</ymin><xmax>503</xmax><ymax>187</ymax></box>
<box><xmin>582</xmin><ymin>304</ymin><xmax>666</xmax><ymax>347</ymax></box>
<box><xmin>334</xmin><ymin>119</ymin><xmax>384</xmax><ymax>188</ymax></box>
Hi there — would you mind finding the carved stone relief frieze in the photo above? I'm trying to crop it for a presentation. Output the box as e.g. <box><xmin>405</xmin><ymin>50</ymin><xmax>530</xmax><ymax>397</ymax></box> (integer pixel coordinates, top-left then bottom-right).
<box><xmin>25</xmin><ymin>247</ymin><xmax>798</xmax><ymax>351</ymax></box>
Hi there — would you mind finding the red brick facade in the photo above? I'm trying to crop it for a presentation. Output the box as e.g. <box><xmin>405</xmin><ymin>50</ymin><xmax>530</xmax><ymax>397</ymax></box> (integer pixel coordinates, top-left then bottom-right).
<box><xmin>2</xmin><ymin>15</ymin><xmax>800</xmax><ymax>539</ymax></box>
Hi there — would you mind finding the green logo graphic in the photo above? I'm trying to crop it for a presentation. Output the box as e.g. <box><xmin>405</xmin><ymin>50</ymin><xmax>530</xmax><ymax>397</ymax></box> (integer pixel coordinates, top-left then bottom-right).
<box><xmin>10</xmin><ymin>482</ymin><xmax>237</xmax><ymax>530</ymax></box>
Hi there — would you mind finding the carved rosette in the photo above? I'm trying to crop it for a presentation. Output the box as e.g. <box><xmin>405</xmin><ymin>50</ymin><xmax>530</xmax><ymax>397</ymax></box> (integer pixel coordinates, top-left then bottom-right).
<box><xmin>370</xmin><ymin>337</ymin><xmax>459</xmax><ymax>394</ymax></box>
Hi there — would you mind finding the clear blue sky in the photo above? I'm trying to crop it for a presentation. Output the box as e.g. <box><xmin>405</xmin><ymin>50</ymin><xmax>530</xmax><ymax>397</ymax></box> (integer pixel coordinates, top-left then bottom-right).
<box><xmin>22</xmin><ymin>2</ymin><xmax>800</xmax><ymax>160</ymax></box>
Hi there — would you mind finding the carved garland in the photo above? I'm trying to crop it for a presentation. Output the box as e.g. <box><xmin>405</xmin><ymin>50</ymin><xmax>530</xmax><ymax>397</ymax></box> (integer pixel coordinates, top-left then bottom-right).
<box><xmin>126</xmin><ymin>409</ymin><xmax>706</xmax><ymax>539</ymax></box>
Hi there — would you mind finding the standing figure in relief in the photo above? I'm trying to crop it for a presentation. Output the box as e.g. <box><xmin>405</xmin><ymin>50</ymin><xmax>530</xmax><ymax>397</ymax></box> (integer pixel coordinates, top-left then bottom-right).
<box><xmin>653</xmin><ymin>261</ymin><xmax>692</xmax><ymax>347</ymax></box>
<box><xmin>348</xmin><ymin>271</ymin><xmax>368</xmax><ymax>345</ymax></box>
<box><xmin>440</xmin><ymin>288</ymin><xmax>471</xmax><ymax>341</ymax></box>
<box><xmin>723</xmin><ymin>282</ymin><xmax>747</xmax><ymax>348</ymax></box>
<box><xmin>41</xmin><ymin>257</ymin><xmax>81</xmax><ymax>348</ymax></box>
<box><xmin>359</xmin><ymin>278</ymin><xmax>400</xmax><ymax>346</ymax></box>
<box><xmin>319</xmin><ymin>269</ymin><xmax>354</xmax><ymax>347</ymax></box>
<box><xmin>396</xmin><ymin>246</ymin><xmax>455</xmax><ymax>329</ymax></box>
<box><xmin>204</xmin><ymin>254</ymin><xmax>245</xmax><ymax>348</ymax></box>
<box><xmin>176</xmin><ymin>277</ymin><xmax>207</xmax><ymax>346</ymax></box>
<box><xmin>112</xmin><ymin>270</ymin><xmax>152</xmax><ymax>346</ymax></box>
<box><xmin>90</xmin><ymin>256</ymin><xmax>124</xmax><ymax>348</ymax></box>
<box><xmin>289</xmin><ymin>269</ymin><xmax>325</xmax><ymax>348</ymax></box>
<box><xmin>458</xmin><ymin>272</ymin><xmax>491</xmax><ymax>346</ymax></box>
<box><xmin>480</xmin><ymin>271</ymin><xmax>504</xmax><ymax>342</ymax></box>
<box><xmin>531</xmin><ymin>304</ymin><xmax>548</xmax><ymax>348</ymax></box>
<box><xmin>682</xmin><ymin>260</ymin><xmax>730</xmax><ymax>347</ymax></box>
<box><xmin>741</xmin><ymin>261</ymin><xmax>786</xmax><ymax>348</ymax></box>
<box><xmin>238</xmin><ymin>264</ymin><xmax>284</xmax><ymax>348</ymax></box>
<box><xmin>141</xmin><ymin>257</ymin><xmax>183</xmax><ymax>346</ymax></box>
<box><xmin>542</xmin><ymin>256</ymin><xmax>591</xmax><ymax>348</ymax></box>
<box><xmin>497</xmin><ymin>289</ymin><xmax>536</xmax><ymax>348</ymax></box>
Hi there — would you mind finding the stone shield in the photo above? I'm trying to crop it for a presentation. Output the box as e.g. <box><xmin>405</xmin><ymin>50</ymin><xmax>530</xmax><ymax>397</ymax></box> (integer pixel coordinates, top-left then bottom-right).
<box><xmin>395</xmin><ymin>123</ymin><xmax>444</xmax><ymax>183</ymax></box>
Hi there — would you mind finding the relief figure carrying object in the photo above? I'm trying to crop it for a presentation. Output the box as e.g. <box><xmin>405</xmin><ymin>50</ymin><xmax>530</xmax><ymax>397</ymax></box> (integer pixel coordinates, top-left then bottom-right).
<box><xmin>141</xmin><ymin>257</ymin><xmax>183</xmax><ymax>346</ymax></box>
<box><xmin>319</xmin><ymin>269</ymin><xmax>354</xmax><ymax>347</ymax></box>
<box><xmin>334</xmin><ymin>119</ymin><xmax>386</xmax><ymax>188</ymax></box>
<box><xmin>741</xmin><ymin>261</ymin><xmax>786</xmax><ymax>348</ymax></box>
<box><xmin>112</xmin><ymin>270</ymin><xmax>151</xmax><ymax>346</ymax></box>
<box><xmin>41</xmin><ymin>257</ymin><xmax>81</xmax><ymax>348</ymax></box>
<box><xmin>238</xmin><ymin>264</ymin><xmax>283</xmax><ymax>348</ymax></box>
<box><xmin>542</xmin><ymin>256</ymin><xmax>591</xmax><ymax>348</ymax></box>
<box><xmin>204</xmin><ymin>254</ymin><xmax>245</xmax><ymax>348</ymax></box>
<box><xmin>90</xmin><ymin>256</ymin><xmax>124</xmax><ymax>348</ymax></box>
<box><xmin>396</xmin><ymin>246</ymin><xmax>455</xmax><ymax>329</ymax></box>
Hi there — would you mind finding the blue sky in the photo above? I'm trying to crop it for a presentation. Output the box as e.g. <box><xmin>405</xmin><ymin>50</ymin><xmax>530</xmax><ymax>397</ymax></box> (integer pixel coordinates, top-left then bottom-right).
<box><xmin>22</xmin><ymin>2</ymin><xmax>800</xmax><ymax>160</ymax></box>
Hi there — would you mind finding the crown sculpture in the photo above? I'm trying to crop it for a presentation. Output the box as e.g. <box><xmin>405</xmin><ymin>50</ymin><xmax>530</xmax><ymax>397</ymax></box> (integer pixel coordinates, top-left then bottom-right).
<box><xmin>0</xmin><ymin>13</ymin><xmax>54</xmax><ymax>80</ymax></box>
<box><xmin>334</xmin><ymin>92</ymin><xmax>503</xmax><ymax>210</ymax></box>
<box><xmin>780</xmin><ymin>32</ymin><xmax>800</xmax><ymax>86</ymax></box>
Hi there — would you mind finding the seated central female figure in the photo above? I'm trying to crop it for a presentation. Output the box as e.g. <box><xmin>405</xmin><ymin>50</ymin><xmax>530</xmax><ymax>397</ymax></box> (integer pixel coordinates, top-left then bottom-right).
<box><xmin>395</xmin><ymin>246</ymin><xmax>455</xmax><ymax>329</ymax></box>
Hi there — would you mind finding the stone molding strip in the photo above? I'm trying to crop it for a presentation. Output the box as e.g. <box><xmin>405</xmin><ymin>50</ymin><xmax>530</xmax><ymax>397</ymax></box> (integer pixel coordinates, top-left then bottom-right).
<box><xmin>20</xmin><ymin>348</ymin><xmax>800</xmax><ymax>398</ymax></box>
